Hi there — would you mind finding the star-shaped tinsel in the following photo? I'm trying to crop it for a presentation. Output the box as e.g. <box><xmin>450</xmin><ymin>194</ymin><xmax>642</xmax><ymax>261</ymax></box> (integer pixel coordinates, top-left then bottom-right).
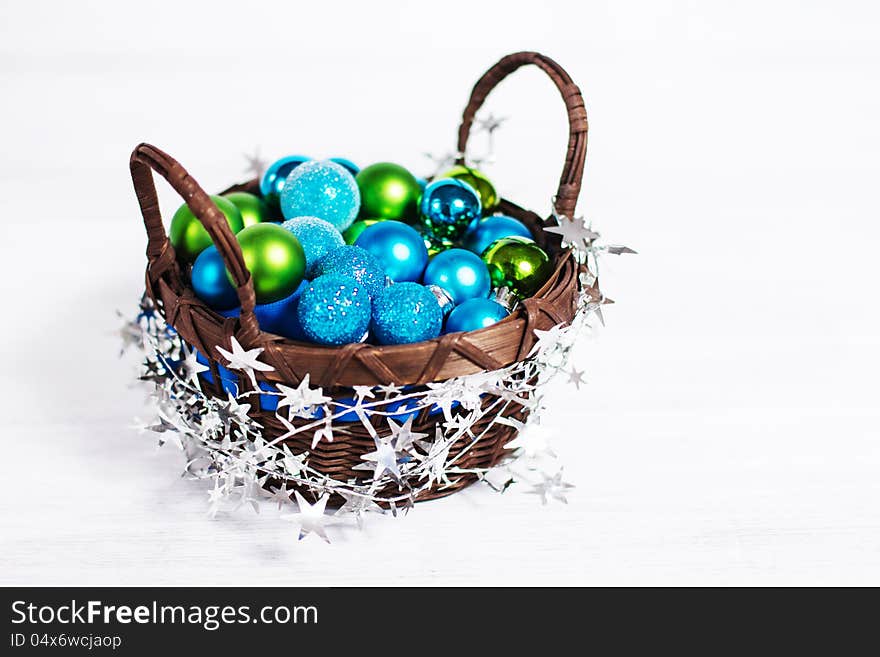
<box><xmin>289</xmin><ymin>492</ymin><xmax>331</xmax><ymax>543</ymax></box>
<box><xmin>543</xmin><ymin>215</ymin><xmax>600</xmax><ymax>251</ymax></box>
<box><xmin>386</xmin><ymin>416</ymin><xmax>428</xmax><ymax>454</ymax></box>
<box><xmin>215</xmin><ymin>336</ymin><xmax>274</xmax><ymax>387</ymax></box>
<box><xmin>276</xmin><ymin>374</ymin><xmax>330</xmax><ymax>419</ymax></box>
<box><xmin>335</xmin><ymin>489</ymin><xmax>383</xmax><ymax>529</ymax></box>
<box><xmin>566</xmin><ymin>366</ymin><xmax>586</xmax><ymax>389</ymax></box>
<box><xmin>356</xmin><ymin>436</ymin><xmax>402</xmax><ymax>483</ymax></box>
<box><xmin>528</xmin><ymin>470</ymin><xmax>575</xmax><ymax>505</ymax></box>
<box><xmin>243</xmin><ymin>147</ymin><xmax>267</xmax><ymax>179</ymax></box>
<box><xmin>178</xmin><ymin>343</ymin><xmax>209</xmax><ymax>386</ymax></box>
<box><xmin>501</xmin><ymin>419</ymin><xmax>556</xmax><ymax>460</ymax></box>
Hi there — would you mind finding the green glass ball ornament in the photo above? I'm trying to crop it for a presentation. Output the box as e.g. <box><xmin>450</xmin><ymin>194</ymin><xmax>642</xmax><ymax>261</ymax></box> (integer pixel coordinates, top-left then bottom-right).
<box><xmin>232</xmin><ymin>223</ymin><xmax>306</xmax><ymax>304</ymax></box>
<box><xmin>342</xmin><ymin>218</ymin><xmax>384</xmax><ymax>245</ymax></box>
<box><xmin>169</xmin><ymin>195</ymin><xmax>244</xmax><ymax>264</ymax></box>
<box><xmin>222</xmin><ymin>191</ymin><xmax>269</xmax><ymax>228</ymax></box>
<box><xmin>481</xmin><ymin>236</ymin><xmax>552</xmax><ymax>299</ymax></box>
<box><xmin>356</xmin><ymin>162</ymin><xmax>421</xmax><ymax>222</ymax></box>
<box><xmin>439</xmin><ymin>164</ymin><xmax>498</xmax><ymax>211</ymax></box>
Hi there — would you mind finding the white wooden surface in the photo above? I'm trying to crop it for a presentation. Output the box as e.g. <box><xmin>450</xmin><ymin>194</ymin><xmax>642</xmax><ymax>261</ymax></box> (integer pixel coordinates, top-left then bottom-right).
<box><xmin>1</xmin><ymin>1</ymin><xmax>879</xmax><ymax>586</ymax></box>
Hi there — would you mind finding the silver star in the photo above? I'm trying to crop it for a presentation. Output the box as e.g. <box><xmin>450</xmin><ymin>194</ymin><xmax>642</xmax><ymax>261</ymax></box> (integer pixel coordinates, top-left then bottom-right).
<box><xmin>566</xmin><ymin>366</ymin><xmax>586</xmax><ymax>389</ymax></box>
<box><xmin>419</xmin><ymin>426</ymin><xmax>453</xmax><ymax>487</ymax></box>
<box><xmin>335</xmin><ymin>489</ymin><xmax>383</xmax><ymax>529</ymax></box>
<box><xmin>207</xmin><ymin>478</ymin><xmax>226</xmax><ymax>518</ymax></box>
<box><xmin>387</xmin><ymin>416</ymin><xmax>427</xmax><ymax>454</ymax></box>
<box><xmin>357</xmin><ymin>436</ymin><xmax>402</xmax><ymax>483</ymax></box>
<box><xmin>503</xmin><ymin>422</ymin><xmax>555</xmax><ymax>459</ymax></box>
<box><xmin>179</xmin><ymin>343</ymin><xmax>209</xmax><ymax>386</ymax></box>
<box><xmin>289</xmin><ymin>492</ymin><xmax>331</xmax><ymax>543</ymax></box>
<box><xmin>528</xmin><ymin>323</ymin><xmax>568</xmax><ymax>358</ymax></box>
<box><xmin>276</xmin><ymin>374</ymin><xmax>330</xmax><ymax>419</ymax></box>
<box><xmin>476</xmin><ymin>112</ymin><xmax>507</xmax><ymax>134</ymax></box>
<box><xmin>215</xmin><ymin>336</ymin><xmax>274</xmax><ymax>387</ymax></box>
<box><xmin>544</xmin><ymin>215</ymin><xmax>600</xmax><ymax>250</ymax></box>
<box><xmin>243</xmin><ymin>147</ymin><xmax>267</xmax><ymax>179</ymax></box>
<box><xmin>269</xmin><ymin>483</ymin><xmax>294</xmax><ymax>510</ymax></box>
<box><xmin>279</xmin><ymin>444</ymin><xmax>307</xmax><ymax>478</ymax></box>
<box><xmin>529</xmin><ymin>470</ymin><xmax>575</xmax><ymax>505</ymax></box>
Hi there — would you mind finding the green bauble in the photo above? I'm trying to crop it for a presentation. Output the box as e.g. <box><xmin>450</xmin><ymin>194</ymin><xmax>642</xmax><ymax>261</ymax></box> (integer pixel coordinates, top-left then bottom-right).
<box><xmin>343</xmin><ymin>218</ymin><xmax>384</xmax><ymax>245</ymax></box>
<box><xmin>222</xmin><ymin>191</ymin><xmax>269</xmax><ymax>228</ymax></box>
<box><xmin>170</xmin><ymin>195</ymin><xmax>244</xmax><ymax>264</ymax></box>
<box><xmin>440</xmin><ymin>165</ymin><xmax>498</xmax><ymax>211</ymax></box>
<box><xmin>356</xmin><ymin>162</ymin><xmax>421</xmax><ymax>222</ymax></box>
<box><xmin>233</xmin><ymin>223</ymin><xmax>306</xmax><ymax>304</ymax></box>
<box><xmin>481</xmin><ymin>236</ymin><xmax>552</xmax><ymax>299</ymax></box>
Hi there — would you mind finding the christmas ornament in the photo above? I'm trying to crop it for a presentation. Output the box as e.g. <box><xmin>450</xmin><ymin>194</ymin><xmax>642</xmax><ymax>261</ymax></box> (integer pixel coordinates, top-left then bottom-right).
<box><xmin>281</xmin><ymin>216</ymin><xmax>345</xmax><ymax>278</ymax></box>
<box><xmin>191</xmin><ymin>245</ymin><xmax>239</xmax><ymax>311</ymax></box>
<box><xmin>312</xmin><ymin>245</ymin><xmax>386</xmax><ymax>299</ymax></box>
<box><xmin>439</xmin><ymin>164</ymin><xmax>498</xmax><ymax>210</ymax></box>
<box><xmin>222</xmin><ymin>191</ymin><xmax>269</xmax><ymax>228</ymax></box>
<box><xmin>296</xmin><ymin>274</ymin><xmax>371</xmax><ymax>345</ymax></box>
<box><xmin>169</xmin><ymin>195</ymin><xmax>244</xmax><ymax>264</ymax></box>
<box><xmin>371</xmin><ymin>283</ymin><xmax>442</xmax><ymax>345</ymax></box>
<box><xmin>356</xmin><ymin>162</ymin><xmax>422</xmax><ymax>222</ymax></box>
<box><xmin>260</xmin><ymin>155</ymin><xmax>310</xmax><ymax>197</ymax></box>
<box><xmin>426</xmin><ymin>284</ymin><xmax>454</xmax><ymax>318</ymax></box>
<box><xmin>462</xmin><ymin>214</ymin><xmax>533</xmax><ymax>255</ymax></box>
<box><xmin>418</xmin><ymin>178</ymin><xmax>482</xmax><ymax>243</ymax></box>
<box><xmin>481</xmin><ymin>236</ymin><xmax>552</xmax><ymax>299</ymax></box>
<box><xmin>280</xmin><ymin>160</ymin><xmax>360</xmax><ymax>231</ymax></box>
<box><xmin>422</xmin><ymin>248</ymin><xmax>491</xmax><ymax>304</ymax></box>
<box><xmin>444</xmin><ymin>298</ymin><xmax>510</xmax><ymax>333</ymax></box>
<box><xmin>354</xmin><ymin>220</ymin><xmax>428</xmax><ymax>282</ymax></box>
<box><xmin>234</xmin><ymin>223</ymin><xmax>306</xmax><ymax>304</ymax></box>
<box><xmin>330</xmin><ymin>157</ymin><xmax>360</xmax><ymax>176</ymax></box>
<box><xmin>342</xmin><ymin>218</ymin><xmax>383</xmax><ymax>244</ymax></box>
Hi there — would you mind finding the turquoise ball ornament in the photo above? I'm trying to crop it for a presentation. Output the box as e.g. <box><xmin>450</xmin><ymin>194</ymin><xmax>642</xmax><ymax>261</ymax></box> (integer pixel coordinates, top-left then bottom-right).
<box><xmin>234</xmin><ymin>223</ymin><xmax>306</xmax><ymax>304</ymax></box>
<box><xmin>330</xmin><ymin>157</ymin><xmax>360</xmax><ymax>176</ymax></box>
<box><xmin>281</xmin><ymin>216</ymin><xmax>345</xmax><ymax>278</ymax></box>
<box><xmin>296</xmin><ymin>274</ymin><xmax>371</xmax><ymax>345</ymax></box>
<box><xmin>354</xmin><ymin>220</ymin><xmax>428</xmax><ymax>282</ymax></box>
<box><xmin>280</xmin><ymin>159</ymin><xmax>360</xmax><ymax>231</ymax></box>
<box><xmin>462</xmin><ymin>214</ymin><xmax>533</xmax><ymax>255</ymax></box>
<box><xmin>422</xmin><ymin>248</ymin><xmax>491</xmax><ymax>305</ymax></box>
<box><xmin>260</xmin><ymin>155</ymin><xmax>311</xmax><ymax>197</ymax></box>
<box><xmin>191</xmin><ymin>245</ymin><xmax>239</xmax><ymax>311</ymax></box>
<box><xmin>312</xmin><ymin>245</ymin><xmax>387</xmax><ymax>299</ymax></box>
<box><xmin>444</xmin><ymin>298</ymin><xmax>510</xmax><ymax>334</ymax></box>
<box><xmin>418</xmin><ymin>178</ymin><xmax>481</xmax><ymax>243</ymax></box>
<box><xmin>371</xmin><ymin>283</ymin><xmax>442</xmax><ymax>345</ymax></box>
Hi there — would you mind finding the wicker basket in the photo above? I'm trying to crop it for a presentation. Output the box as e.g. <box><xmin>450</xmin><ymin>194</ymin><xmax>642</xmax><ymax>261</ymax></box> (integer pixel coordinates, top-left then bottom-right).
<box><xmin>129</xmin><ymin>51</ymin><xmax>588</xmax><ymax>504</ymax></box>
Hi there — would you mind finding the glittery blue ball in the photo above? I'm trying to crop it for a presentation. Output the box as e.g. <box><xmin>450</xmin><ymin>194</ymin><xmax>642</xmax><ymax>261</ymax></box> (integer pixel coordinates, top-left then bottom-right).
<box><xmin>371</xmin><ymin>282</ymin><xmax>442</xmax><ymax>345</ymax></box>
<box><xmin>296</xmin><ymin>274</ymin><xmax>372</xmax><ymax>345</ymax></box>
<box><xmin>330</xmin><ymin>157</ymin><xmax>360</xmax><ymax>176</ymax></box>
<box><xmin>422</xmin><ymin>248</ymin><xmax>491</xmax><ymax>304</ymax></box>
<box><xmin>444</xmin><ymin>298</ymin><xmax>510</xmax><ymax>334</ymax></box>
<box><xmin>419</xmin><ymin>178</ymin><xmax>482</xmax><ymax>242</ymax></box>
<box><xmin>462</xmin><ymin>214</ymin><xmax>533</xmax><ymax>256</ymax></box>
<box><xmin>354</xmin><ymin>220</ymin><xmax>428</xmax><ymax>282</ymax></box>
<box><xmin>260</xmin><ymin>155</ymin><xmax>311</xmax><ymax>197</ymax></box>
<box><xmin>281</xmin><ymin>216</ymin><xmax>345</xmax><ymax>278</ymax></box>
<box><xmin>312</xmin><ymin>245</ymin><xmax>387</xmax><ymax>299</ymax></box>
<box><xmin>191</xmin><ymin>245</ymin><xmax>239</xmax><ymax>310</ymax></box>
<box><xmin>279</xmin><ymin>159</ymin><xmax>361</xmax><ymax>231</ymax></box>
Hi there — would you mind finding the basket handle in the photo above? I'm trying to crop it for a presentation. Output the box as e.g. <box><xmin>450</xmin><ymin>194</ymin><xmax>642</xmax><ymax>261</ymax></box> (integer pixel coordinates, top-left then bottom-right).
<box><xmin>129</xmin><ymin>143</ymin><xmax>261</xmax><ymax>342</ymax></box>
<box><xmin>456</xmin><ymin>51</ymin><xmax>588</xmax><ymax>222</ymax></box>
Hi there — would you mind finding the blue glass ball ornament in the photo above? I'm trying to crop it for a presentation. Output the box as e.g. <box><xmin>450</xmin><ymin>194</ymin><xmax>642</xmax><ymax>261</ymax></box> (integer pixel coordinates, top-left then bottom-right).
<box><xmin>371</xmin><ymin>282</ymin><xmax>442</xmax><ymax>345</ymax></box>
<box><xmin>296</xmin><ymin>274</ymin><xmax>372</xmax><ymax>345</ymax></box>
<box><xmin>462</xmin><ymin>214</ymin><xmax>533</xmax><ymax>256</ymax></box>
<box><xmin>418</xmin><ymin>178</ymin><xmax>482</xmax><ymax>243</ymax></box>
<box><xmin>279</xmin><ymin>159</ymin><xmax>361</xmax><ymax>231</ymax></box>
<box><xmin>191</xmin><ymin>245</ymin><xmax>239</xmax><ymax>311</ymax></box>
<box><xmin>354</xmin><ymin>220</ymin><xmax>428</xmax><ymax>282</ymax></box>
<box><xmin>330</xmin><ymin>157</ymin><xmax>360</xmax><ymax>176</ymax></box>
<box><xmin>444</xmin><ymin>298</ymin><xmax>510</xmax><ymax>334</ymax></box>
<box><xmin>281</xmin><ymin>216</ymin><xmax>345</xmax><ymax>278</ymax></box>
<box><xmin>422</xmin><ymin>248</ymin><xmax>491</xmax><ymax>305</ymax></box>
<box><xmin>312</xmin><ymin>245</ymin><xmax>387</xmax><ymax>299</ymax></box>
<box><xmin>260</xmin><ymin>155</ymin><xmax>311</xmax><ymax>197</ymax></box>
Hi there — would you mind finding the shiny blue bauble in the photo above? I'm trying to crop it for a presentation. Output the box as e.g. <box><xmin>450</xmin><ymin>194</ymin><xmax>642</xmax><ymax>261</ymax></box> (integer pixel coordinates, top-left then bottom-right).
<box><xmin>191</xmin><ymin>245</ymin><xmax>239</xmax><ymax>310</ymax></box>
<box><xmin>330</xmin><ymin>157</ymin><xmax>360</xmax><ymax>176</ymax></box>
<box><xmin>312</xmin><ymin>245</ymin><xmax>387</xmax><ymax>299</ymax></box>
<box><xmin>418</xmin><ymin>178</ymin><xmax>482</xmax><ymax>242</ymax></box>
<box><xmin>296</xmin><ymin>274</ymin><xmax>371</xmax><ymax>345</ymax></box>
<box><xmin>260</xmin><ymin>155</ymin><xmax>311</xmax><ymax>197</ymax></box>
<box><xmin>462</xmin><ymin>214</ymin><xmax>533</xmax><ymax>256</ymax></box>
<box><xmin>422</xmin><ymin>248</ymin><xmax>491</xmax><ymax>305</ymax></box>
<box><xmin>281</xmin><ymin>216</ymin><xmax>345</xmax><ymax>278</ymax></box>
<box><xmin>354</xmin><ymin>220</ymin><xmax>428</xmax><ymax>282</ymax></box>
<box><xmin>444</xmin><ymin>298</ymin><xmax>510</xmax><ymax>334</ymax></box>
<box><xmin>279</xmin><ymin>160</ymin><xmax>361</xmax><ymax>231</ymax></box>
<box><xmin>218</xmin><ymin>280</ymin><xmax>309</xmax><ymax>340</ymax></box>
<box><xmin>371</xmin><ymin>282</ymin><xmax>442</xmax><ymax>345</ymax></box>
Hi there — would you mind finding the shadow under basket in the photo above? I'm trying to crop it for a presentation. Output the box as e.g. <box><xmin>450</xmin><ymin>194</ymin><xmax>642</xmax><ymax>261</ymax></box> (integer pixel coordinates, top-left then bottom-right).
<box><xmin>130</xmin><ymin>51</ymin><xmax>589</xmax><ymax>505</ymax></box>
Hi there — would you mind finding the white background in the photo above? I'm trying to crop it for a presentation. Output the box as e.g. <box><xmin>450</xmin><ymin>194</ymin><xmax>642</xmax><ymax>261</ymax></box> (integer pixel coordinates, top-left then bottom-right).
<box><xmin>1</xmin><ymin>0</ymin><xmax>878</xmax><ymax>585</ymax></box>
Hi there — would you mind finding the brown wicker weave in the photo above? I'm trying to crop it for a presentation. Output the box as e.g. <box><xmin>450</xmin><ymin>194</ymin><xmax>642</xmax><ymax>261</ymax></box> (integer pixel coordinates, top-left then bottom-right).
<box><xmin>130</xmin><ymin>51</ymin><xmax>589</xmax><ymax>503</ymax></box>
